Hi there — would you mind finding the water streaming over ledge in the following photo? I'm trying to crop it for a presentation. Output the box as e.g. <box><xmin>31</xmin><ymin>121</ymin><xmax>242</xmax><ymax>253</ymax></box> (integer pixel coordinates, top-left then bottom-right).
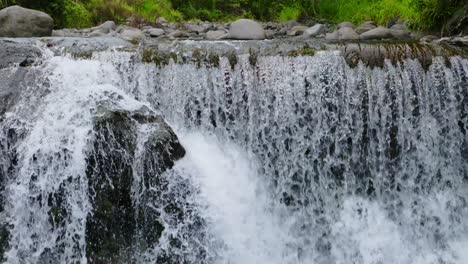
<box><xmin>0</xmin><ymin>47</ymin><xmax>467</xmax><ymax>264</ymax></box>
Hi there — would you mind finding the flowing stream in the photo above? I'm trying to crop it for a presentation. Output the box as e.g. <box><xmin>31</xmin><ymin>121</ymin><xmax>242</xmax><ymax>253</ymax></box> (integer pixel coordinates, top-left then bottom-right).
<box><xmin>0</xmin><ymin>46</ymin><xmax>467</xmax><ymax>264</ymax></box>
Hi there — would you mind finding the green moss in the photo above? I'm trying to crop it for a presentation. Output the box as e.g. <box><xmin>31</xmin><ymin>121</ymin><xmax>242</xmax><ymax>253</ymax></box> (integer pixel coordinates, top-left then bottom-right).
<box><xmin>249</xmin><ymin>48</ymin><xmax>258</xmax><ymax>67</ymax></box>
<box><xmin>71</xmin><ymin>51</ymin><xmax>93</xmax><ymax>60</ymax></box>
<box><xmin>288</xmin><ymin>46</ymin><xmax>316</xmax><ymax>57</ymax></box>
<box><xmin>191</xmin><ymin>48</ymin><xmax>205</xmax><ymax>67</ymax></box>
<box><xmin>142</xmin><ymin>48</ymin><xmax>172</xmax><ymax>67</ymax></box>
<box><xmin>227</xmin><ymin>52</ymin><xmax>238</xmax><ymax>70</ymax></box>
<box><xmin>207</xmin><ymin>52</ymin><xmax>220</xmax><ymax>67</ymax></box>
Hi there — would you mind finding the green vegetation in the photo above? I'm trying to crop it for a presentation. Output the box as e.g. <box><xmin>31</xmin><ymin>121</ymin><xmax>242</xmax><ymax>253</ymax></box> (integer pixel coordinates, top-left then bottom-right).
<box><xmin>0</xmin><ymin>0</ymin><xmax>464</xmax><ymax>33</ymax></box>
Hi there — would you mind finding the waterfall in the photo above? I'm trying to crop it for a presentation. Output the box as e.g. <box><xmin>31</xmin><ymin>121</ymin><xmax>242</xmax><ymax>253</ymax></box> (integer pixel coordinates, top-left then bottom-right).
<box><xmin>0</xmin><ymin>46</ymin><xmax>467</xmax><ymax>264</ymax></box>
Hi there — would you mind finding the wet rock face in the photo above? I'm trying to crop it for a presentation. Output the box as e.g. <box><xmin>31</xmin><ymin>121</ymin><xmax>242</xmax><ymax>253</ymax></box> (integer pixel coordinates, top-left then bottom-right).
<box><xmin>85</xmin><ymin>108</ymin><xmax>185</xmax><ymax>263</ymax></box>
<box><xmin>0</xmin><ymin>42</ymin><xmax>42</xmax><ymax>118</ymax></box>
<box><xmin>0</xmin><ymin>6</ymin><xmax>53</xmax><ymax>37</ymax></box>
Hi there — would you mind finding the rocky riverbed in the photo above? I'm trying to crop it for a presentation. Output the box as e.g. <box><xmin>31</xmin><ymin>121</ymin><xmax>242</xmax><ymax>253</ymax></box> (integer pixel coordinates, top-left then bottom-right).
<box><xmin>1</xmin><ymin>5</ymin><xmax>467</xmax><ymax>47</ymax></box>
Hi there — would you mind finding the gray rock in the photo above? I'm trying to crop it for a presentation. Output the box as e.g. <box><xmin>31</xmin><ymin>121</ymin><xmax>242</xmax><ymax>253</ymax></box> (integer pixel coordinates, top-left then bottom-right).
<box><xmin>287</xmin><ymin>25</ymin><xmax>309</xmax><ymax>36</ymax></box>
<box><xmin>206</xmin><ymin>30</ymin><xmax>227</xmax><ymax>40</ymax></box>
<box><xmin>120</xmin><ymin>28</ymin><xmax>145</xmax><ymax>42</ymax></box>
<box><xmin>0</xmin><ymin>5</ymin><xmax>53</xmax><ymax>37</ymax></box>
<box><xmin>168</xmin><ymin>30</ymin><xmax>188</xmax><ymax>38</ymax></box>
<box><xmin>420</xmin><ymin>35</ymin><xmax>439</xmax><ymax>44</ymax></box>
<box><xmin>387</xmin><ymin>16</ymin><xmax>400</xmax><ymax>28</ymax></box>
<box><xmin>326</xmin><ymin>27</ymin><xmax>359</xmax><ymax>41</ymax></box>
<box><xmin>390</xmin><ymin>23</ymin><xmax>406</xmax><ymax>31</ymax></box>
<box><xmin>450</xmin><ymin>35</ymin><xmax>468</xmax><ymax>46</ymax></box>
<box><xmin>304</xmin><ymin>24</ymin><xmax>326</xmax><ymax>37</ymax></box>
<box><xmin>360</xmin><ymin>27</ymin><xmax>393</xmax><ymax>40</ymax></box>
<box><xmin>283</xmin><ymin>20</ymin><xmax>299</xmax><ymax>29</ymax></box>
<box><xmin>89</xmin><ymin>31</ymin><xmax>106</xmax><ymax>38</ymax></box>
<box><xmin>91</xmin><ymin>21</ymin><xmax>116</xmax><ymax>34</ymax></box>
<box><xmin>338</xmin><ymin>22</ymin><xmax>355</xmax><ymax>29</ymax></box>
<box><xmin>228</xmin><ymin>19</ymin><xmax>265</xmax><ymax>40</ymax></box>
<box><xmin>278</xmin><ymin>27</ymin><xmax>288</xmax><ymax>35</ymax></box>
<box><xmin>145</xmin><ymin>28</ymin><xmax>165</xmax><ymax>37</ymax></box>
<box><xmin>0</xmin><ymin>41</ymin><xmax>42</xmax><ymax>116</ymax></box>
<box><xmin>390</xmin><ymin>29</ymin><xmax>411</xmax><ymax>40</ymax></box>
<box><xmin>156</xmin><ymin>17</ymin><xmax>168</xmax><ymax>24</ymax></box>
<box><xmin>265</xmin><ymin>29</ymin><xmax>276</xmax><ymax>39</ymax></box>
<box><xmin>355</xmin><ymin>21</ymin><xmax>377</xmax><ymax>35</ymax></box>
<box><xmin>52</xmin><ymin>29</ymin><xmax>81</xmax><ymax>38</ymax></box>
<box><xmin>186</xmin><ymin>24</ymin><xmax>207</xmax><ymax>34</ymax></box>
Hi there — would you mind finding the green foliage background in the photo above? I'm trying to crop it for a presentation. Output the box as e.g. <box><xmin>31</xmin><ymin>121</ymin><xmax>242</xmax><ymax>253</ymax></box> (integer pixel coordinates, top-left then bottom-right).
<box><xmin>0</xmin><ymin>0</ymin><xmax>464</xmax><ymax>33</ymax></box>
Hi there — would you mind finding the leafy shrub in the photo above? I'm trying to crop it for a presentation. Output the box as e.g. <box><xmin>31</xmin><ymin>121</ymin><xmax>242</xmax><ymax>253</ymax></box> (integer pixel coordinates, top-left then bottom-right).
<box><xmin>64</xmin><ymin>0</ymin><xmax>93</xmax><ymax>28</ymax></box>
<box><xmin>410</xmin><ymin>0</ymin><xmax>465</xmax><ymax>32</ymax></box>
<box><xmin>278</xmin><ymin>4</ymin><xmax>302</xmax><ymax>21</ymax></box>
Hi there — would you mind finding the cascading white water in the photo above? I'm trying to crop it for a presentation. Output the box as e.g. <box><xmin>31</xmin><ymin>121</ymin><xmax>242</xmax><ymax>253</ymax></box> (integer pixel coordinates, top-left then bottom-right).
<box><xmin>0</xmin><ymin>46</ymin><xmax>467</xmax><ymax>264</ymax></box>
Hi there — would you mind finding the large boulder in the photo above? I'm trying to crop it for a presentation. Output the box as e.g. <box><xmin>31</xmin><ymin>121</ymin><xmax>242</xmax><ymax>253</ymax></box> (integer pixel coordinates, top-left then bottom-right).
<box><xmin>228</xmin><ymin>19</ymin><xmax>265</xmax><ymax>40</ymax></box>
<box><xmin>0</xmin><ymin>6</ymin><xmax>53</xmax><ymax>37</ymax></box>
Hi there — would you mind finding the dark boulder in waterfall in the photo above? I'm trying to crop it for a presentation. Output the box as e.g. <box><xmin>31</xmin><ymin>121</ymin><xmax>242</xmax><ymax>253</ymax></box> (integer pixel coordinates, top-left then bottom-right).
<box><xmin>84</xmin><ymin>106</ymin><xmax>185</xmax><ymax>263</ymax></box>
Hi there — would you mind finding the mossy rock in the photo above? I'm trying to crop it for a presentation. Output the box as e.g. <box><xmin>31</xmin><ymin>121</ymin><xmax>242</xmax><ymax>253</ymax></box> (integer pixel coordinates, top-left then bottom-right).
<box><xmin>288</xmin><ymin>46</ymin><xmax>316</xmax><ymax>57</ymax></box>
<box><xmin>142</xmin><ymin>48</ymin><xmax>176</xmax><ymax>67</ymax></box>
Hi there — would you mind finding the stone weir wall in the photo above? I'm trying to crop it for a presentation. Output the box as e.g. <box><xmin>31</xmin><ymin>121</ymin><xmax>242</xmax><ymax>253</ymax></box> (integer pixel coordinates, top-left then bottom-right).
<box><xmin>1</xmin><ymin>37</ymin><xmax>467</xmax><ymax>71</ymax></box>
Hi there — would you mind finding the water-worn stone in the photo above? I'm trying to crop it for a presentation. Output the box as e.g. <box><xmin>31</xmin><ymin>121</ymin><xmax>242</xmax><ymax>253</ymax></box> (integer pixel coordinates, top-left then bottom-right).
<box><xmin>287</xmin><ymin>25</ymin><xmax>309</xmax><ymax>36</ymax></box>
<box><xmin>156</xmin><ymin>17</ymin><xmax>168</xmax><ymax>24</ymax></box>
<box><xmin>360</xmin><ymin>27</ymin><xmax>393</xmax><ymax>40</ymax></box>
<box><xmin>120</xmin><ymin>28</ymin><xmax>145</xmax><ymax>42</ymax></box>
<box><xmin>168</xmin><ymin>30</ymin><xmax>188</xmax><ymax>38</ymax></box>
<box><xmin>304</xmin><ymin>24</ymin><xmax>326</xmax><ymax>37</ymax></box>
<box><xmin>52</xmin><ymin>29</ymin><xmax>81</xmax><ymax>38</ymax></box>
<box><xmin>228</xmin><ymin>19</ymin><xmax>265</xmax><ymax>40</ymax></box>
<box><xmin>186</xmin><ymin>24</ymin><xmax>207</xmax><ymax>34</ymax></box>
<box><xmin>338</xmin><ymin>21</ymin><xmax>355</xmax><ymax>29</ymax></box>
<box><xmin>88</xmin><ymin>31</ymin><xmax>106</xmax><ymax>38</ymax></box>
<box><xmin>206</xmin><ymin>30</ymin><xmax>227</xmax><ymax>40</ymax></box>
<box><xmin>326</xmin><ymin>27</ymin><xmax>359</xmax><ymax>41</ymax></box>
<box><xmin>355</xmin><ymin>21</ymin><xmax>377</xmax><ymax>34</ymax></box>
<box><xmin>450</xmin><ymin>36</ymin><xmax>468</xmax><ymax>46</ymax></box>
<box><xmin>90</xmin><ymin>21</ymin><xmax>116</xmax><ymax>34</ymax></box>
<box><xmin>390</xmin><ymin>29</ymin><xmax>411</xmax><ymax>40</ymax></box>
<box><xmin>145</xmin><ymin>28</ymin><xmax>165</xmax><ymax>37</ymax></box>
<box><xmin>283</xmin><ymin>20</ymin><xmax>299</xmax><ymax>29</ymax></box>
<box><xmin>420</xmin><ymin>35</ymin><xmax>439</xmax><ymax>44</ymax></box>
<box><xmin>0</xmin><ymin>5</ymin><xmax>53</xmax><ymax>37</ymax></box>
<box><xmin>390</xmin><ymin>23</ymin><xmax>406</xmax><ymax>31</ymax></box>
